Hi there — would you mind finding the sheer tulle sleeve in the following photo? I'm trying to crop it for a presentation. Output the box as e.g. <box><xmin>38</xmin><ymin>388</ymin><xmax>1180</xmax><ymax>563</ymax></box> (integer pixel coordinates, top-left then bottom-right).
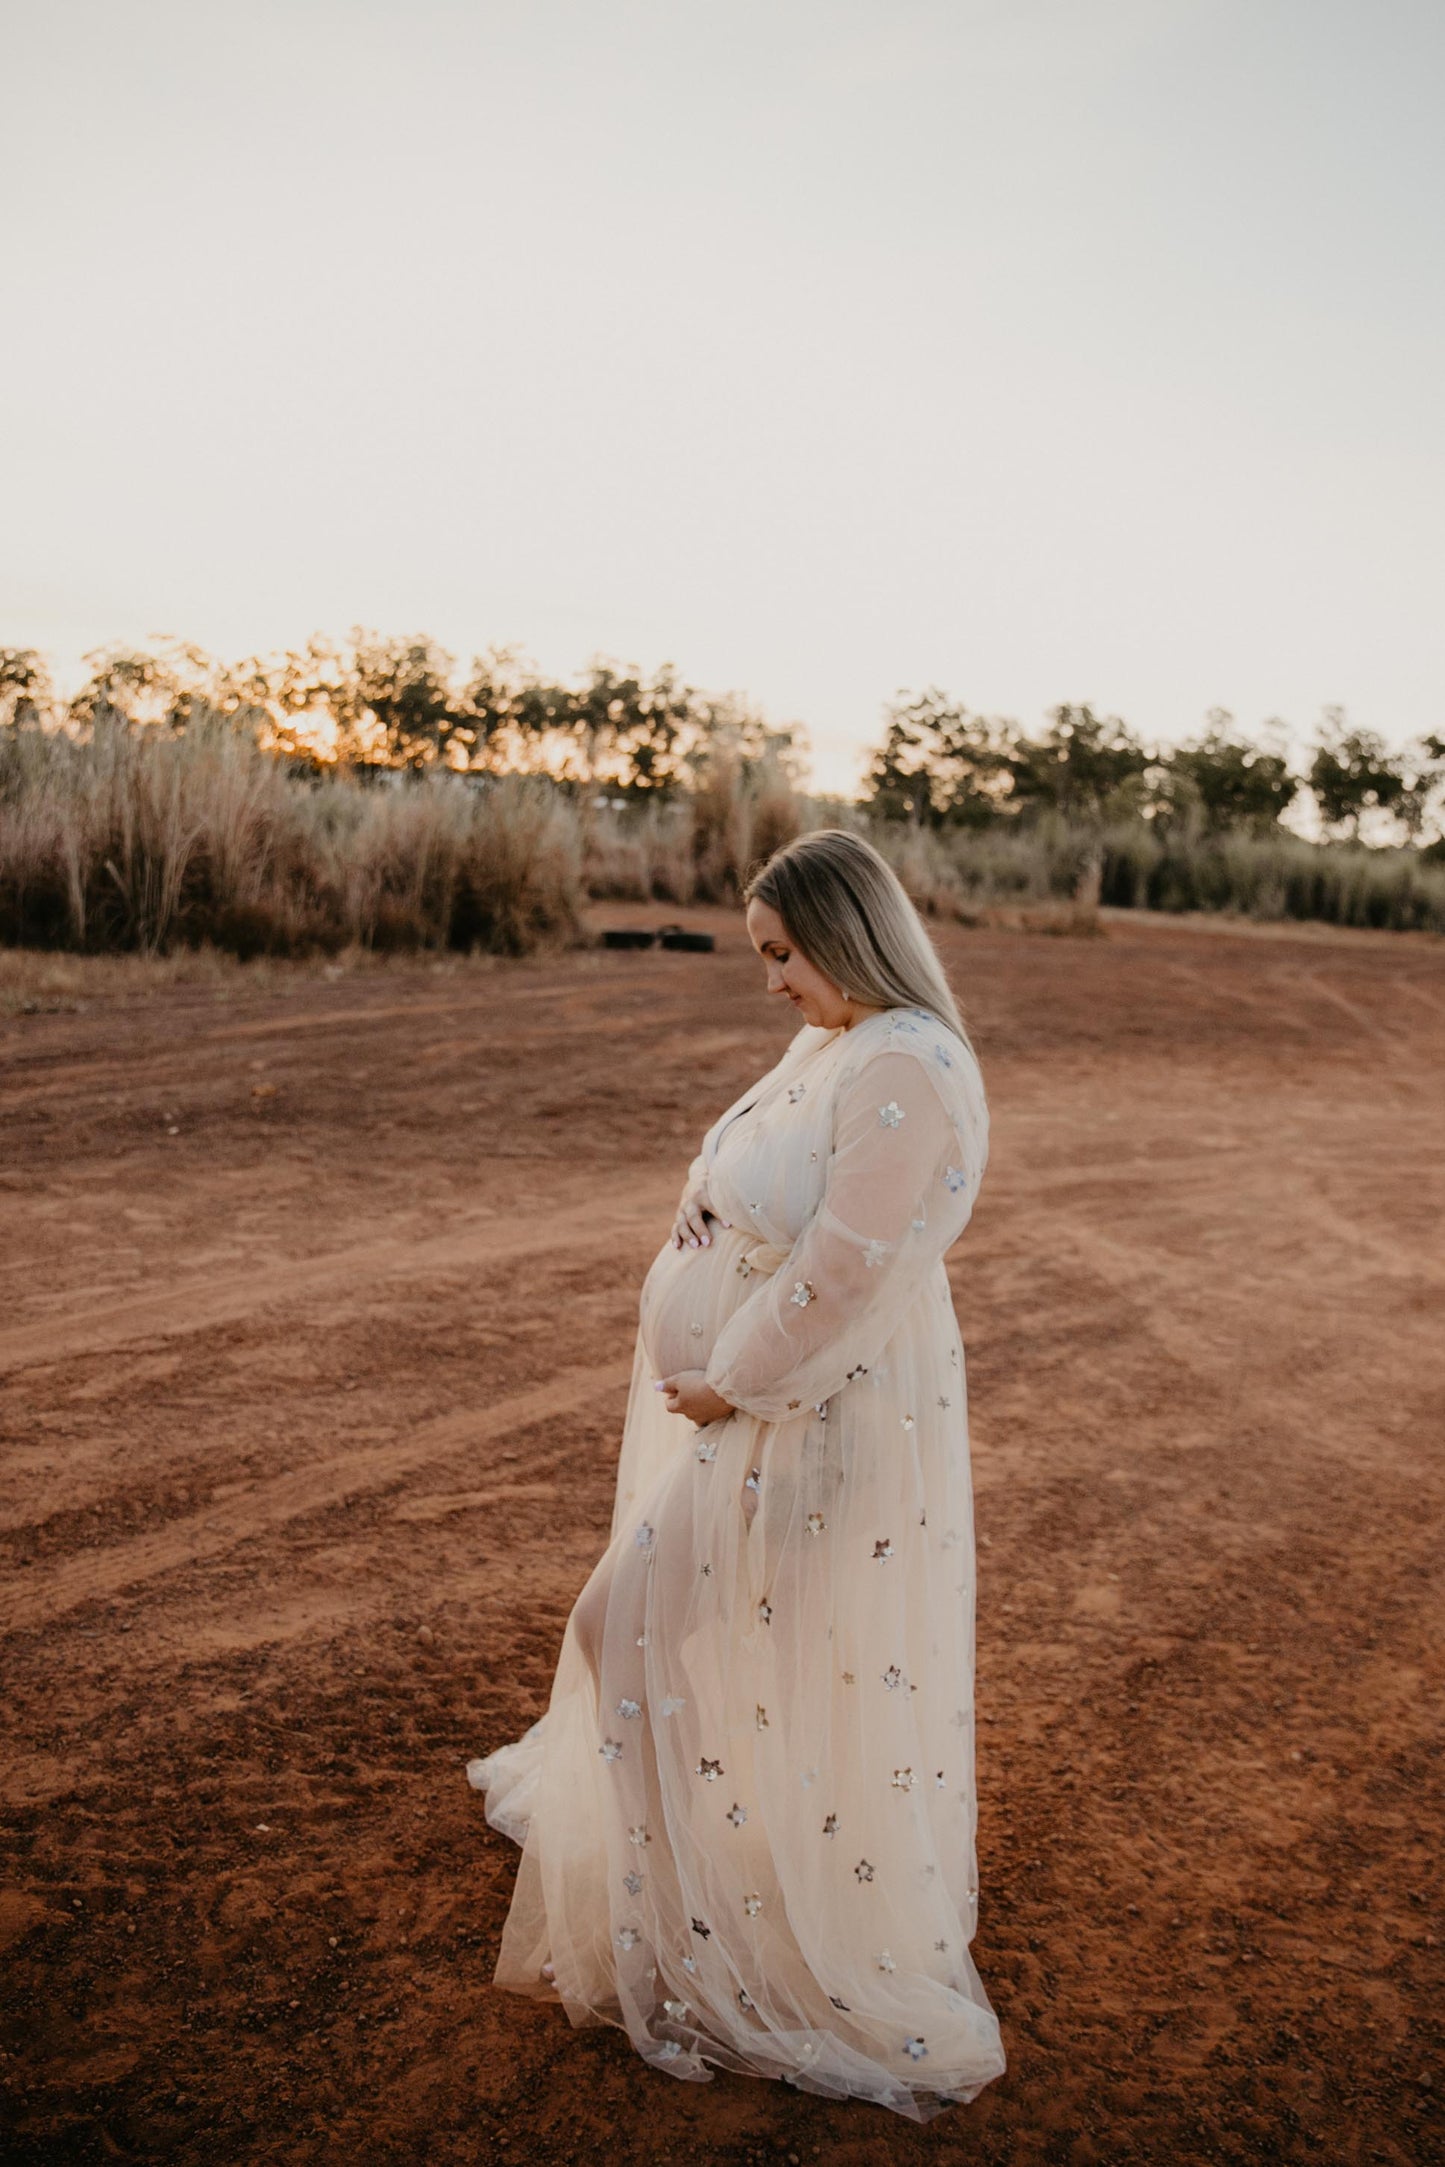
<box><xmin>703</xmin><ymin>1041</ymin><xmax>982</xmax><ymax>1421</ymax></box>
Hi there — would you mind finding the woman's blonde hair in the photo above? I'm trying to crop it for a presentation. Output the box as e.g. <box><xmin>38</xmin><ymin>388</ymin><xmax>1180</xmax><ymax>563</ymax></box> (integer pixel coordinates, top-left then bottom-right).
<box><xmin>744</xmin><ymin>828</ymin><xmax>974</xmax><ymax>1053</ymax></box>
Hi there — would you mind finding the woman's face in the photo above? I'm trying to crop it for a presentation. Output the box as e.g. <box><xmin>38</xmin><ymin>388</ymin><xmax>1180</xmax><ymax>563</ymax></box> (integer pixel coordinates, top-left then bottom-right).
<box><xmin>745</xmin><ymin>897</ymin><xmax>858</xmax><ymax>1030</ymax></box>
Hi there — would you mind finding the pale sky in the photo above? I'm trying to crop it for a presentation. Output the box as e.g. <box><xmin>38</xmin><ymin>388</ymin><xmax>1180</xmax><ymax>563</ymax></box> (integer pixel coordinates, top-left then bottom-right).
<box><xmin>4</xmin><ymin>0</ymin><xmax>1442</xmax><ymax>794</ymax></box>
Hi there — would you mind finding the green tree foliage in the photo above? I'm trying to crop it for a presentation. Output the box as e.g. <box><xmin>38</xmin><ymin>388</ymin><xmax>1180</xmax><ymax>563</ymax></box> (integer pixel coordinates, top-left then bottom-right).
<box><xmin>0</xmin><ymin>649</ymin><xmax>55</xmax><ymax>730</ymax></box>
<box><xmin>1308</xmin><ymin>709</ymin><xmax>1410</xmax><ymax>837</ymax></box>
<box><xmin>862</xmin><ymin>689</ymin><xmax>1016</xmax><ymax>827</ymax></box>
<box><xmin>1006</xmin><ymin>704</ymin><xmax>1151</xmax><ymax>821</ymax></box>
<box><xmin>1164</xmin><ymin>709</ymin><xmax>1297</xmax><ymax>831</ymax></box>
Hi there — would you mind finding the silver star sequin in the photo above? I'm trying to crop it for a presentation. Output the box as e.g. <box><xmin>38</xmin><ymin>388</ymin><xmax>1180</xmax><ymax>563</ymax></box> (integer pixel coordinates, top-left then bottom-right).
<box><xmin>934</xmin><ymin>1938</ymin><xmax>948</xmax><ymax>1952</ymax></box>
<box><xmin>877</xmin><ymin>1950</ymin><xmax>897</xmax><ymax>1973</ymax></box>
<box><xmin>695</xmin><ymin>1756</ymin><xmax>723</xmax><ymax>1782</ymax></box>
<box><xmin>905</xmin><ymin>2035</ymin><xmax>928</xmax><ymax>2060</ymax></box>
<box><xmin>690</xmin><ymin>1917</ymin><xmax>711</xmax><ymax>1940</ymax></box>
<box><xmin>863</xmin><ymin>1238</ymin><xmax>888</xmax><ymax>1270</ymax></box>
<box><xmin>656</xmin><ymin>2039</ymin><xmax>683</xmax><ymax>2061</ymax></box>
<box><xmin>745</xmin><ymin>1466</ymin><xmax>761</xmax><ymax>1492</ymax></box>
<box><xmin>743</xmin><ymin>1893</ymin><xmax>762</xmax><ymax>1917</ymax></box>
<box><xmin>789</xmin><ymin>1279</ymin><xmax>815</xmax><ymax>1308</ymax></box>
<box><xmin>829</xmin><ymin>1994</ymin><xmax>851</xmax><ymax>2011</ymax></box>
<box><xmin>854</xmin><ymin>1859</ymin><xmax>875</xmax><ymax>1883</ymax></box>
<box><xmin>901</xmin><ymin>1413</ymin><xmax>915</xmax><ymax>1431</ymax></box>
<box><xmin>787</xmin><ymin>1083</ymin><xmax>807</xmax><ymax>1103</ymax></box>
<box><xmin>878</xmin><ymin>1101</ymin><xmax>905</xmax><ymax>1129</ymax></box>
<box><xmin>891</xmin><ymin>1767</ymin><xmax>918</xmax><ymax>1791</ymax></box>
<box><xmin>937</xmin><ymin>1395</ymin><xmax>951</xmax><ymax>1410</ymax></box>
<box><xmin>883</xmin><ymin>1665</ymin><xmax>904</xmax><ymax>1691</ymax></box>
<box><xmin>935</xmin><ymin>1770</ymin><xmax>946</xmax><ymax>1789</ymax></box>
<box><xmin>805</xmin><ymin>1511</ymin><xmax>826</xmax><ymax>1536</ymax></box>
<box><xmin>755</xmin><ymin>1703</ymin><xmax>769</xmax><ymax>1729</ymax></box>
<box><xmin>623</xmin><ymin>1870</ymin><xmax>644</xmax><ymax>1895</ymax></box>
<box><xmin>822</xmin><ymin>1811</ymin><xmax>838</xmax><ymax>1835</ymax></box>
<box><xmin>662</xmin><ymin>1998</ymin><xmax>690</xmax><ymax>2022</ymax></box>
<box><xmin>681</xmin><ymin>1955</ymin><xmax>696</xmax><ymax>1973</ymax></box>
<box><xmin>599</xmin><ymin>1738</ymin><xmax>623</xmax><ymax>1764</ymax></box>
<box><xmin>628</xmin><ymin>1825</ymin><xmax>650</xmax><ymax>1847</ymax></box>
<box><xmin>726</xmin><ymin>1802</ymin><xmax>747</xmax><ymax>1827</ymax></box>
<box><xmin>660</xmin><ymin>1695</ymin><xmax>687</xmax><ymax>1718</ymax></box>
<box><xmin>757</xmin><ymin>1598</ymin><xmax>772</xmax><ymax>1625</ymax></box>
<box><xmin>689</xmin><ymin>1321</ymin><xmax>703</xmax><ymax>1337</ymax></box>
<box><xmin>841</xmin><ymin>1670</ymin><xmax>855</xmax><ymax>1685</ymax></box>
<box><xmin>944</xmin><ymin>1166</ymin><xmax>966</xmax><ymax>1193</ymax></box>
<box><xmin>617</xmin><ymin>1698</ymin><xmax>641</xmax><ymax>1720</ymax></box>
<box><xmin>635</xmin><ymin>1522</ymin><xmax>655</xmax><ymax>1550</ymax></box>
<box><xmin>872</xmin><ymin>1538</ymin><xmax>893</xmax><ymax>1561</ymax></box>
<box><xmin>696</xmin><ymin>1435</ymin><xmax>717</xmax><ymax>1463</ymax></box>
<box><xmin>615</xmin><ymin>1926</ymin><xmax>640</xmax><ymax>1951</ymax></box>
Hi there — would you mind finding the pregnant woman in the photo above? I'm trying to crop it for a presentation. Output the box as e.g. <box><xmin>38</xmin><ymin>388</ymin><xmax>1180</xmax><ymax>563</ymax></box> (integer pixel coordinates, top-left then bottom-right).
<box><xmin>467</xmin><ymin>828</ymin><xmax>1006</xmax><ymax>2120</ymax></box>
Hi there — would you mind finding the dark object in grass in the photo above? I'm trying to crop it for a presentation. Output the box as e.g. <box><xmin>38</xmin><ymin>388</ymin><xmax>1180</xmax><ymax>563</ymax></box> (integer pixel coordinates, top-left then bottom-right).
<box><xmin>602</xmin><ymin>929</ymin><xmax>657</xmax><ymax>950</ymax></box>
<box><xmin>657</xmin><ymin>925</ymin><xmax>716</xmax><ymax>953</ymax></box>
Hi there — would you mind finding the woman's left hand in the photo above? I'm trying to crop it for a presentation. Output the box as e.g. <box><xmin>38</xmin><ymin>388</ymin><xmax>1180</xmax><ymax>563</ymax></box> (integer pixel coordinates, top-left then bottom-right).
<box><xmin>655</xmin><ymin>1370</ymin><xmax>735</xmax><ymax>1426</ymax></box>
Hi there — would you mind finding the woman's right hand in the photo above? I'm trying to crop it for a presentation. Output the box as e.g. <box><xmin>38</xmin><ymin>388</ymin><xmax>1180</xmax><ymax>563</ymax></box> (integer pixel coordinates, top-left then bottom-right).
<box><xmin>671</xmin><ymin>1180</ymin><xmax>731</xmax><ymax>1250</ymax></box>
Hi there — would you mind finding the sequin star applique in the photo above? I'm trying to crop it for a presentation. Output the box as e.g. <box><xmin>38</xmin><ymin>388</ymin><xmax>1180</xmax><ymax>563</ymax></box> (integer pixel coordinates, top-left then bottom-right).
<box><xmin>943</xmin><ymin>1166</ymin><xmax>967</xmax><ymax>1193</ymax></box>
<box><xmin>628</xmin><ymin>1825</ymin><xmax>650</xmax><ymax>1847</ymax></box>
<box><xmin>635</xmin><ymin>1522</ymin><xmax>655</xmax><ymax>1550</ymax></box>
<box><xmin>695</xmin><ymin>1435</ymin><xmax>717</xmax><ymax>1463</ymax></box>
<box><xmin>841</xmin><ymin>1670</ymin><xmax>856</xmax><ymax>1685</ymax></box>
<box><xmin>805</xmin><ymin>1511</ymin><xmax>826</xmax><ymax>1536</ymax></box>
<box><xmin>905</xmin><ymin>2035</ymin><xmax>928</xmax><ymax>2060</ymax></box>
<box><xmin>617</xmin><ymin>1698</ymin><xmax>642</xmax><ymax>1720</ymax></box>
<box><xmin>854</xmin><ymin>1859</ymin><xmax>875</xmax><ymax>1883</ymax></box>
<box><xmin>822</xmin><ymin>1812</ymin><xmax>839</xmax><ymax>1836</ymax></box>
<box><xmin>655</xmin><ymin>2039</ymin><xmax>683</xmax><ymax>2061</ymax></box>
<box><xmin>599</xmin><ymin>1738</ymin><xmax>623</xmax><ymax>1764</ymax></box>
<box><xmin>872</xmin><ymin>1538</ymin><xmax>893</xmax><ymax>1561</ymax></box>
<box><xmin>789</xmin><ymin>1279</ymin><xmax>815</xmax><ymax>1308</ymax></box>
<box><xmin>787</xmin><ymin>1083</ymin><xmax>807</xmax><ymax>1102</ymax></box>
<box><xmin>623</xmin><ymin>1871</ymin><xmax>644</xmax><ymax>1896</ymax></box>
<box><xmin>878</xmin><ymin>1101</ymin><xmax>905</xmax><ymax>1129</ymax></box>
<box><xmin>662</xmin><ymin>1998</ymin><xmax>690</xmax><ymax>2022</ymax></box>
<box><xmin>690</xmin><ymin>1918</ymin><xmax>711</xmax><ymax>1940</ymax></box>
<box><xmin>745</xmin><ymin>1467</ymin><xmax>761</xmax><ymax>1492</ymax></box>
<box><xmin>615</xmin><ymin>1926</ymin><xmax>640</xmax><ymax>1951</ymax></box>
<box><xmin>845</xmin><ymin>1364</ymin><xmax>869</xmax><ymax>1382</ymax></box>
<box><xmin>901</xmin><ymin>1413</ymin><xmax>915</xmax><ymax>1431</ymax></box>
<box><xmin>877</xmin><ymin>1950</ymin><xmax>897</xmax><ymax>1973</ymax></box>
<box><xmin>725</xmin><ymin>1802</ymin><xmax>748</xmax><ymax>1827</ymax></box>
<box><xmin>882</xmin><ymin>1665</ymin><xmax>905</xmax><ymax>1690</ymax></box>
<box><xmin>681</xmin><ymin>1955</ymin><xmax>696</xmax><ymax>1973</ymax></box>
<box><xmin>757</xmin><ymin>1598</ymin><xmax>773</xmax><ymax>1626</ymax></box>
<box><xmin>937</xmin><ymin>1395</ymin><xmax>952</xmax><ymax>1410</ymax></box>
<box><xmin>935</xmin><ymin>1770</ymin><xmax>947</xmax><ymax>1789</ymax></box>
<box><xmin>862</xmin><ymin>1239</ymin><xmax>888</xmax><ymax>1269</ymax></box>
<box><xmin>660</xmin><ymin>1696</ymin><xmax>687</xmax><ymax>1718</ymax></box>
<box><xmin>829</xmin><ymin>1995</ymin><xmax>851</xmax><ymax>2010</ymax></box>
<box><xmin>934</xmin><ymin>1938</ymin><xmax>948</xmax><ymax>1952</ymax></box>
<box><xmin>755</xmin><ymin>1704</ymin><xmax>769</xmax><ymax>1729</ymax></box>
<box><xmin>695</xmin><ymin>1756</ymin><xmax>723</xmax><ymax>1782</ymax></box>
<box><xmin>743</xmin><ymin>1893</ymin><xmax>763</xmax><ymax>1917</ymax></box>
<box><xmin>891</xmin><ymin>1767</ymin><xmax>918</xmax><ymax>1791</ymax></box>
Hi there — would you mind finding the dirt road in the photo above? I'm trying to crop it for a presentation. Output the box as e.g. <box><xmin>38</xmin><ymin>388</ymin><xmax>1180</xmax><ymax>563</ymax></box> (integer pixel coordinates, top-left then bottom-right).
<box><xmin>2</xmin><ymin>906</ymin><xmax>1441</xmax><ymax>2165</ymax></box>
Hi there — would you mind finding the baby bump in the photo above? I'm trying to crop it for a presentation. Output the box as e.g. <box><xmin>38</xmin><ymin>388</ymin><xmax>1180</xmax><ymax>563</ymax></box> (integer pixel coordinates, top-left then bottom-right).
<box><xmin>639</xmin><ymin>1220</ymin><xmax>757</xmax><ymax>1377</ymax></box>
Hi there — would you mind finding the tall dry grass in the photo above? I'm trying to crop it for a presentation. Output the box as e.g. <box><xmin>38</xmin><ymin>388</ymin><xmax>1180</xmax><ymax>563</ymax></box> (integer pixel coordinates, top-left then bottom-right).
<box><xmin>0</xmin><ymin>712</ymin><xmax>583</xmax><ymax>957</ymax></box>
<box><xmin>2</xmin><ymin>714</ymin><xmax>1441</xmax><ymax>959</ymax></box>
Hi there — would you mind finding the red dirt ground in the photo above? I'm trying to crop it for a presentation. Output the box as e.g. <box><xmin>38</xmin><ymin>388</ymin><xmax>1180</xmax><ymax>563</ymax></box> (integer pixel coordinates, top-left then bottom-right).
<box><xmin>1</xmin><ymin>904</ymin><xmax>1442</xmax><ymax>2166</ymax></box>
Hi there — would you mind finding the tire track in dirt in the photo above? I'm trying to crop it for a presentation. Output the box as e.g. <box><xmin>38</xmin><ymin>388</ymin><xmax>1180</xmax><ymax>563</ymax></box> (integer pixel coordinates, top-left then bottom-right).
<box><xmin>0</xmin><ymin>1174</ymin><xmax>675</xmax><ymax>1374</ymax></box>
<box><xmin>0</xmin><ymin>1359</ymin><xmax>633</xmax><ymax>1637</ymax></box>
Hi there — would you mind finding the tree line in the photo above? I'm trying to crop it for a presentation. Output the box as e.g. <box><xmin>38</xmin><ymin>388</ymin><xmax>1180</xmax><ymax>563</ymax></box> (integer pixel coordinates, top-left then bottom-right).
<box><xmin>861</xmin><ymin>690</ymin><xmax>1445</xmax><ymax>850</ymax></box>
<box><xmin>2</xmin><ymin>636</ymin><xmax>1440</xmax><ymax>850</ymax></box>
<box><xmin>0</xmin><ymin>635</ymin><xmax>801</xmax><ymax>797</ymax></box>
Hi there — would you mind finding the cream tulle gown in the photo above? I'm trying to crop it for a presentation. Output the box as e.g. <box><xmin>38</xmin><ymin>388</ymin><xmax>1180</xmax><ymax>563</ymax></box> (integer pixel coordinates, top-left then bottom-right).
<box><xmin>467</xmin><ymin>1003</ymin><xmax>1006</xmax><ymax>2119</ymax></box>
